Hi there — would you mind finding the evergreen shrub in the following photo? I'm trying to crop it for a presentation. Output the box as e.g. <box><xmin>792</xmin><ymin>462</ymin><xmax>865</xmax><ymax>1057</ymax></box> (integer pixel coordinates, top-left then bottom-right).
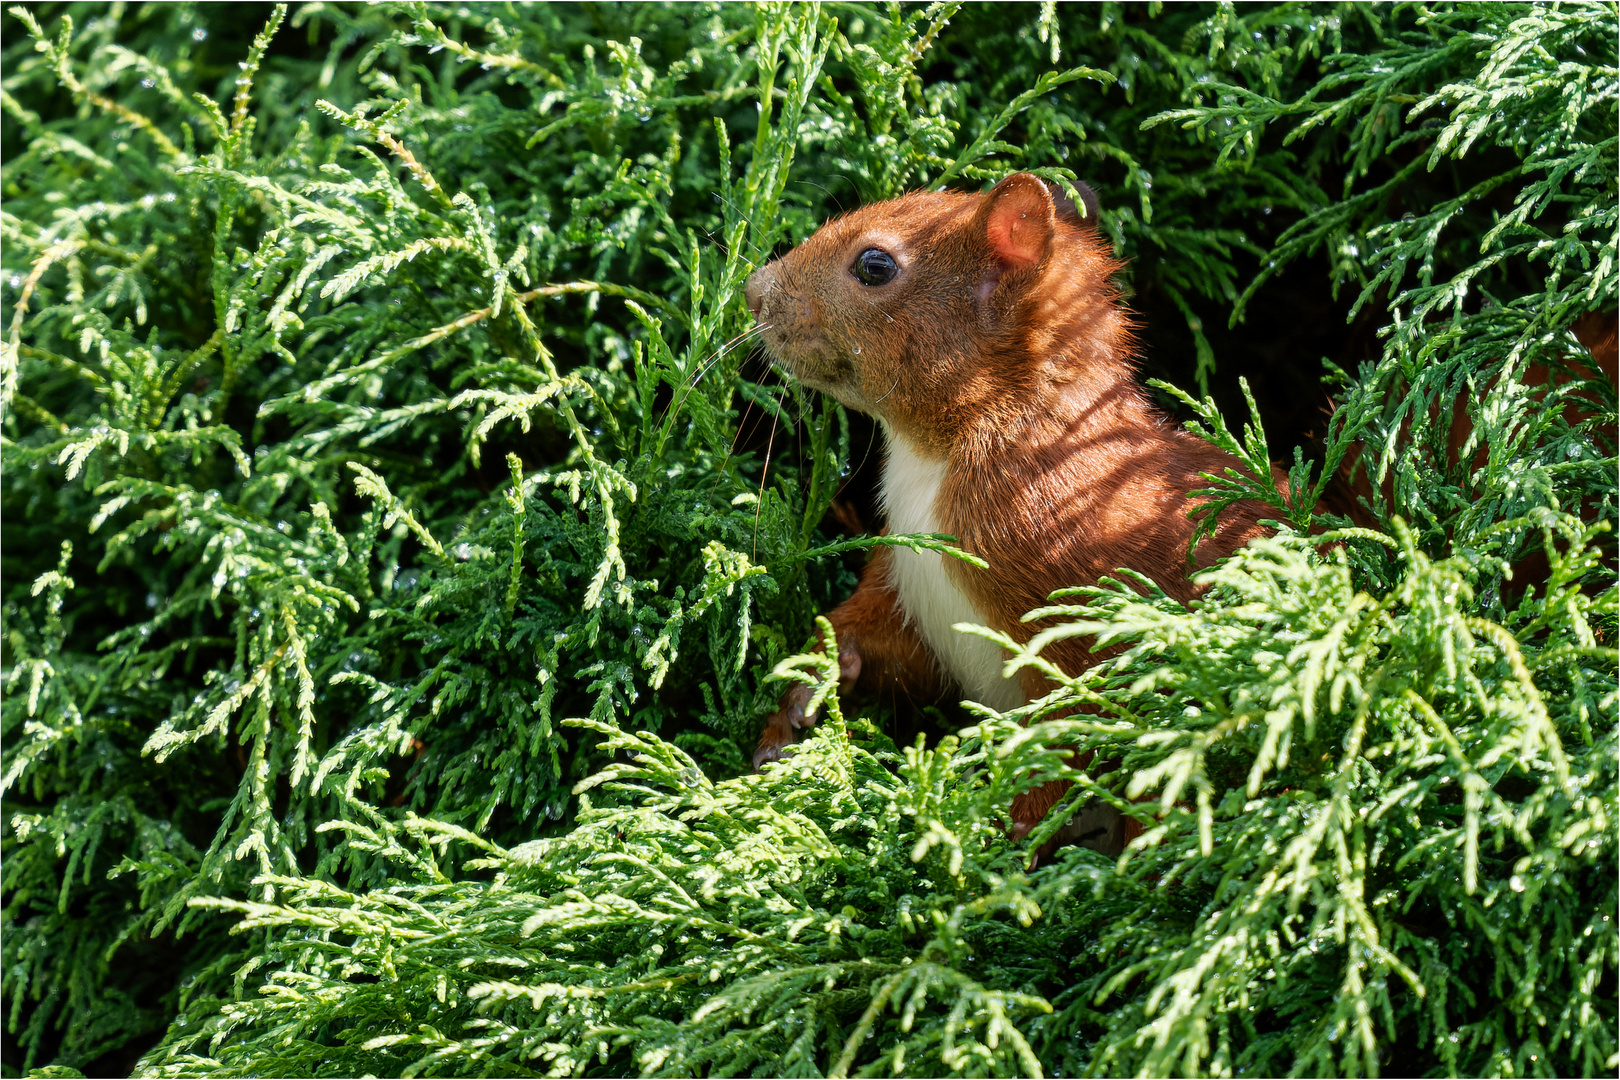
<box><xmin>2</xmin><ymin>2</ymin><xmax>1614</xmax><ymax>1076</ymax></box>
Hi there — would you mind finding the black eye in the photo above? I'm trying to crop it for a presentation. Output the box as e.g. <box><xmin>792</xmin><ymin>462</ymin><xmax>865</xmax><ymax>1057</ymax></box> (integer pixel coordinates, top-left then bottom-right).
<box><xmin>852</xmin><ymin>248</ymin><xmax>898</xmax><ymax>286</ymax></box>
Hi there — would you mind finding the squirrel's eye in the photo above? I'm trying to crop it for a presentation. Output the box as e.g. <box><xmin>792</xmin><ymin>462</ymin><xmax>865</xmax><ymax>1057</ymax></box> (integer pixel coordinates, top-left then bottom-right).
<box><xmin>852</xmin><ymin>248</ymin><xmax>898</xmax><ymax>286</ymax></box>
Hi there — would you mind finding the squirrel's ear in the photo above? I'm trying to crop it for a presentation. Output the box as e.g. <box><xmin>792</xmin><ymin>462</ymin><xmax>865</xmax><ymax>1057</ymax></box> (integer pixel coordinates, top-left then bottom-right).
<box><xmin>1045</xmin><ymin>179</ymin><xmax>1101</xmax><ymax>226</ymax></box>
<box><xmin>980</xmin><ymin>173</ymin><xmax>1055</xmax><ymax>272</ymax></box>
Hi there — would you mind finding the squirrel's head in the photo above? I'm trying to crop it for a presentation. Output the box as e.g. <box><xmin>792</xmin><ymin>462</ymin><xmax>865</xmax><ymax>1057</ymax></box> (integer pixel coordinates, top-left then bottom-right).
<box><xmin>744</xmin><ymin>174</ymin><xmax>1130</xmax><ymax>454</ymax></box>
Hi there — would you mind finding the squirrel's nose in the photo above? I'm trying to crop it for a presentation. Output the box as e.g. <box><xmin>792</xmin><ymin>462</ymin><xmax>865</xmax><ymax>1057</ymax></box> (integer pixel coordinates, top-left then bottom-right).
<box><xmin>744</xmin><ymin>266</ymin><xmax>772</xmax><ymax>320</ymax></box>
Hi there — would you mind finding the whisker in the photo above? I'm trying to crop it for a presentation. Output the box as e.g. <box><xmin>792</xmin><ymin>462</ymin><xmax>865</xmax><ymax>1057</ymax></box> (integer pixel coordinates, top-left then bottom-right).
<box><xmin>752</xmin><ymin>378</ymin><xmax>792</xmax><ymax>561</ymax></box>
<box><xmin>708</xmin><ymin>192</ymin><xmax>772</xmax><ymax>261</ymax></box>
<box><xmin>725</xmin><ymin>350</ymin><xmax>777</xmax><ymax>463</ymax></box>
<box><xmin>792</xmin><ymin>178</ymin><xmax>848</xmax><ymax>217</ymax></box>
<box><xmin>655</xmin><ymin>323</ymin><xmax>766</xmax><ymax>433</ymax></box>
<box><xmin>853</xmin><ymin>415</ymin><xmax>882</xmax><ymax>494</ymax></box>
<box><xmin>715</xmin><ymin>345</ymin><xmax>795</xmax><ymax>501</ymax></box>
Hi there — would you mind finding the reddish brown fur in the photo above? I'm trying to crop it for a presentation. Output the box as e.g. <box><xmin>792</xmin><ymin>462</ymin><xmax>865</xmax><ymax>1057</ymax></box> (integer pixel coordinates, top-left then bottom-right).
<box><xmin>744</xmin><ymin>174</ymin><xmax>1280</xmax><ymax>851</ymax></box>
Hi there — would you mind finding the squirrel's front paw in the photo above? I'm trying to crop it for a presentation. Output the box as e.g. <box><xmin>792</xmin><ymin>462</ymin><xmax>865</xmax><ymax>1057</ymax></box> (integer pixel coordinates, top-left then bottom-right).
<box><xmin>752</xmin><ymin>643</ymin><xmax>862</xmax><ymax>771</ymax></box>
<box><xmin>752</xmin><ymin>684</ymin><xmax>812</xmax><ymax>770</ymax></box>
<box><xmin>752</xmin><ymin>713</ymin><xmax>796</xmax><ymax>770</ymax></box>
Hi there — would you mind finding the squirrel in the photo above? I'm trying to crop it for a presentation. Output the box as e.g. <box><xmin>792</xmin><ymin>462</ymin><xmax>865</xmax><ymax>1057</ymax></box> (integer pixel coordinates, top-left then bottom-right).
<box><xmin>743</xmin><ymin>173</ymin><xmax>1281</xmax><ymax>856</ymax></box>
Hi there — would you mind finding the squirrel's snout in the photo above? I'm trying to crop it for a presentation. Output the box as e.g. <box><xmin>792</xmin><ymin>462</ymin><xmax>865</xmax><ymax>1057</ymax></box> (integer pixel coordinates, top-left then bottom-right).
<box><xmin>744</xmin><ymin>265</ymin><xmax>774</xmax><ymax>320</ymax></box>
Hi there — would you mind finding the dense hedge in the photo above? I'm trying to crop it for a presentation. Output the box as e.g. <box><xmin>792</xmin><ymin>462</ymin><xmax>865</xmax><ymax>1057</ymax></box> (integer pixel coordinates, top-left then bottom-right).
<box><xmin>2</xmin><ymin>3</ymin><xmax>1614</xmax><ymax>1077</ymax></box>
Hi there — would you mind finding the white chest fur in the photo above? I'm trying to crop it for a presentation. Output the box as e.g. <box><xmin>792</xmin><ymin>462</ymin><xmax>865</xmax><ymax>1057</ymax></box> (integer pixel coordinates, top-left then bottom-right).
<box><xmin>879</xmin><ymin>435</ymin><xmax>1026</xmax><ymax>712</ymax></box>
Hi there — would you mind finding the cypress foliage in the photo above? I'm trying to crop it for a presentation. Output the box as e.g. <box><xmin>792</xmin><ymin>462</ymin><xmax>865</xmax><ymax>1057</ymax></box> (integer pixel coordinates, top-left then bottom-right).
<box><xmin>2</xmin><ymin>3</ymin><xmax>1613</xmax><ymax>1076</ymax></box>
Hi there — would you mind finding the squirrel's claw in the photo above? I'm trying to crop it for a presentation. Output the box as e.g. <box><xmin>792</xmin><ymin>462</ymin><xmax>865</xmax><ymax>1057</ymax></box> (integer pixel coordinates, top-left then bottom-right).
<box><xmin>752</xmin><ymin>725</ymin><xmax>792</xmax><ymax>770</ymax></box>
<box><xmin>753</xmin><ymin>645</ymin><xmax>861</xmax><ymax>772</ymax></box>
<box><xmin>753</xmin><ymin>686</ymin><xmax>809</xmax><ymax>771</ymax></box>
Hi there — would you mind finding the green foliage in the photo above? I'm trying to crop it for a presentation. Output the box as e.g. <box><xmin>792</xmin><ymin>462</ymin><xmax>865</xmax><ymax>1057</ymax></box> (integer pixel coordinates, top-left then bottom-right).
<box><xmin>2</xmin><ymin>2</ymin><xmax>1614</xmax><ymax>1077</ymax></box>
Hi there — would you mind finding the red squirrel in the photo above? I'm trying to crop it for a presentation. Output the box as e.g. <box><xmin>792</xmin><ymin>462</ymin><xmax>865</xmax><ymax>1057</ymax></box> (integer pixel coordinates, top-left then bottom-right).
<box><xmin>743</xmin><ymin>173</ymin><xmax>1279</xmax><ymax>853</ymax></box>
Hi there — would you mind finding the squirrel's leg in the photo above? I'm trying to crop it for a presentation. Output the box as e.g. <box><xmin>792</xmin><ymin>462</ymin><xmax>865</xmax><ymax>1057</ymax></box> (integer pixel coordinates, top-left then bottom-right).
<box><xmin>754</xmin><ymin>547</ymin><xmax>943</xmax><ymax>769</ymax></box>
<box><xmin>1009</xmin><ymin>743</ymin><xmax>1145</xmax><ymax>864</ymax></box>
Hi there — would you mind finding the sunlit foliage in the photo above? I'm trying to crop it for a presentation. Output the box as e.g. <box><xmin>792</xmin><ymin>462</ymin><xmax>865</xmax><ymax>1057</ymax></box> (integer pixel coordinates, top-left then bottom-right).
<box><xmin>2</xmin><ymin>2</ymin><xmax>1614</xmax><ymax>1076</ymax></box>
